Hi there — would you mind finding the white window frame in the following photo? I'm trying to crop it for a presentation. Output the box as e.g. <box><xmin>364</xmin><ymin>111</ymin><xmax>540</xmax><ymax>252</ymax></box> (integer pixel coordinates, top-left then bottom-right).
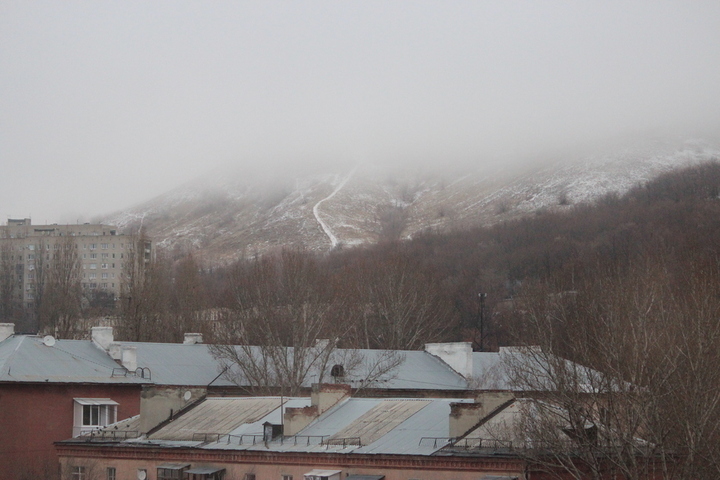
<box><xmin>73</xmin><ymin>398</ymin><xmax>118</xmax><ymax>437</ymax></box>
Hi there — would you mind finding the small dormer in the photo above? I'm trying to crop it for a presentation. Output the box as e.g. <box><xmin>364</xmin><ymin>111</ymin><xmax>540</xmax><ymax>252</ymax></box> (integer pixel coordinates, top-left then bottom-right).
<box><xmin>263</xmin><ymin>421</ymin><xmax>283</xmax><ymax>442</ymax></box>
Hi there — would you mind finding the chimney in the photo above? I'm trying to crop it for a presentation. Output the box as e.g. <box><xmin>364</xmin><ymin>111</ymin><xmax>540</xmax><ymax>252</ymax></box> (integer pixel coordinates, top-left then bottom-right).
<box><xmin>121</xmin><ymin>346</ymin><xmax>137</xmax><ymax>372</ymax></box>
<box><xmin>91</xmin><ymin>326</ymin><xmax>114</xmax><ymax>351</ymax></box>
<box><xmin>183</xmin><ymin>333</ymin><xmax>203</xmax><ymax>345</ymax></box>
<box><xmin>139</xmin><ymin>386</ymin><xmax>206</xmax><ymax>434</ymax></box>
<box><xmin>0</xmin><ymin>323</ymin><xmax>14</xmax><ymax>343</ymax></box>
<box><xmin>449</xmin><ymin>392</ymin><xmax>515</xmax><ymax>438</ymax></box>
<box><xmin>425</xmin><ymin>342</ymin><xmax>473</xmax><ymax>378</ymax></box>
<box><xmin>284</xmin><ymin>383</ymin><xmax>351</xmax><ymax>436</ymax></box>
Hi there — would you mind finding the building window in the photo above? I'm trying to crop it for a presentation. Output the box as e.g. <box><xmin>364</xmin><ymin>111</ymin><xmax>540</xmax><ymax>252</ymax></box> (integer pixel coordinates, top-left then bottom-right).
<box><xmin>245</xmin><ymin>475</ymin><xmax>256</xmax><ymax>480</ymax></box>
<box><xmin>186</xmin><ymin>468</ymin><xmax>225</xmax><ymax>480</ymax></box>
<box><xmin>71</xmin><ymin>466</ymin><xmax>86</xmax><ymax>480</ymax></box>
<box><xmin>157</xmin><ymin>464</ymin><xmax>190</xmax><ymax>480</ymax></box>
<box><xmin>102</xmin><ymin>253</ymin><xmax>109</xmax><ymax>258</ymax></box>
<box><xmin>28</xmin><ymin>244</ymin><xmax>35</xmax><ymax>251</ymax></box>
<box><xmin>102</xmin><ymin>243</ymin><xmax>109</xmax><ymax>249</ymax></box>
<box><xmin>107</xmin><ymin>467</ymin><xmax>116</xmax><ymax>480</ymax></box>
<box><xmin>102</xmin><ymin>273</ymin><xmax>108</xmax><ymax>279</ymax></box>
<box><xmin>90</xmin><ymin>253</ymin><xmax>97</xmax><ymax>259</ymax></box>
<box><xmin>282</xmin><ymin>476</ymin><xmax>293</xmax><ymax>480</ymax></box>
<box><xmin>101</xmin><ymin>263</ymin><xmax>108</xmax><ymax>269</ymax></box>
<box><xmin>90</xmin><ymin>264</ymin><xmax>97</xmax><ymax>269</ymax></box>
<box><xmin>73</xmin><ymin>398</ymin><xmax>118</xmax><ymax>436</ymax></box>
<box><xmin>90</xmin><ymin>244</ymin><xmax>96</xmax><ymax>250</ymax></box>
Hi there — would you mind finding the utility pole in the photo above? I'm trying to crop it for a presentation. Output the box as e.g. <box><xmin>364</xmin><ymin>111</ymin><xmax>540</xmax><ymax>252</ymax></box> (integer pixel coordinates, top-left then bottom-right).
<box><xmin>476</xmin><ymin>292</ymin><xmax>487</xmax><ymax>351</ymax></box>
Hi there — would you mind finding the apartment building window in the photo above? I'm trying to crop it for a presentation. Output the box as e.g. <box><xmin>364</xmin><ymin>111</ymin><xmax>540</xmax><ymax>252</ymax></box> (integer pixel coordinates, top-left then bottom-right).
<box><xmin>282</xmin><ymin>475</ymin><xmax>293</xmax><ymax>480</ymax></box>
<box><xmin>157</xmin><ymin>464</ymin><xmax>189</xmax><ymax>480</ymax></box>
<box><xmin>89</xmin><ymin>273</ymin><xmax>96</xmax><ymax>279</ymax></box>
<box><xmin>112</xmin><ymin>253</ymin><xmax>116</xmax><ymax>258</ymax></box>
<box><xmin>90</xmin><ymin>253</ymin><xmax>97</xmax><ymax>259</ymax></box>
<box><xmin>28</xmin><ymin>244</ymin><xmax>34</xmax><ymax>250</ymax></box>
<box><xmin>83</xmin><ymin>254</ymin><xmax>87</xmax><ymax>259</ymax></box>
<box><xmin>102</xmin><ymin>273</ymin><xmax>108</xmax><ymax>279</ymax></box>
<box><xmin>245</xmin><ymin>475</ymin><xmax>256</xmax><ymax>480</ymax></box>
<box><xmin>101</xmin><ymin>243</ymin><xmax>109</xmax><ymax>249</ymax></box>
<box><xmin>102</xmin><ymin>253</ymin><xmax>109</xmax><ymax>258</ymax></box>
<box><xmin>71</xmin><ymin>466</ymin><xmax>86</xmax><ymax>480</ymax></box>
<box><xmin>73</xmin><ymin>398</ymin><xmax>118</xmax><ymax>437</ymax></box>
<box><xmin>112</xmin><ymin>263</ymin><xmax>115</xmax><ymax>268</ymax></box>
<box><xmin>27</xmin><ymin>254</ymin><xmax>34</xmax><ymax>260</ymax></box>
<box><xmin>90</xmin><ymin>244</ymin><xmax>96</xmax><ymax>250</ymax></box>
<box><xmin>106</xmin><ymin>467</ymin><xmax>116</xmax><ymax>480</ymax></box>
<box><xmin>90</xmin><ymin>264</ymin><xmax>97</xmax><ymax>269</ymax></box>
<box><xmin>90</xmin><ymin>283</ymin><xmax>97</xmax><ymax>288</ymax></box>
<box><xmin>186</xmin><ymin>468</ymin><xmax>226</xmax><ymax>480</ymax></box>
<box><xmin>101</xmin><ymin>263</ymin><xmax>108</xmax><ymax>269</ymax></box>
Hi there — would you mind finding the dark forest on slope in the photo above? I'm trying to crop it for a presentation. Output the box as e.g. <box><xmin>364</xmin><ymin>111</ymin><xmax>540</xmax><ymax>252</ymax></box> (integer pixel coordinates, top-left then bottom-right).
<box><xmin>145</xmin><ymin>160</ymin><xmax>720</xmax><ymax>351</ymax></box>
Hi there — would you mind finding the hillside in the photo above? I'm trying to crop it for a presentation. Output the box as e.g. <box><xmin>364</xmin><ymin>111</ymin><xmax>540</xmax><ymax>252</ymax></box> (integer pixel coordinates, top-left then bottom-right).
<box><xmin>103</xmin><ymin>137</ymin><xmax>720</xmax><ymax>263</ymax></box>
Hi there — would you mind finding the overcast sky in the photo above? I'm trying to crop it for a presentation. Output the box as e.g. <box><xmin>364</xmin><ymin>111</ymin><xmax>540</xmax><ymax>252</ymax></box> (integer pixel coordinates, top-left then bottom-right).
<box><xmin>2</xmin><ymin>1</ymin><xmax>720</xmax><ymax>223</ymax></box>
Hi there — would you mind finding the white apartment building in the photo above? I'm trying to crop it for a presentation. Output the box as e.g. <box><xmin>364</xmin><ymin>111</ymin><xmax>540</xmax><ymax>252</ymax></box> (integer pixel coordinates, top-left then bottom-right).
<box><xmin>0</xmin><ymin>218</ymin><xmax>150</xmax><ymax>309</ymax></box>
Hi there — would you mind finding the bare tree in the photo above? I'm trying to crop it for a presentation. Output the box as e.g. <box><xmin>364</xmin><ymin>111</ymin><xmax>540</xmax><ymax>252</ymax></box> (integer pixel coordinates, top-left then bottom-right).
<box><xmin>0</xmin><ymin>241</ymin><xmax>18</xmax><ymax>322</ymax></box>
<box><xmin>38</xmin><ymin>234</ymin><xmax>83</xmax><ymax>338</ymax></box>
<box><xmin>117</xmin><ymin>229</ymin><xmax>168</xmax><ymax>341</ymax></box>
<box><xmin>503</xmin><ymin>261</ymin><xmax>720</xmax><ymax>479</ymax></box>
<box><xmin>210</xmin><ymin>249</ymin><xmax>403</xmax><ymax>395</ymax></box>
<box><xmin>352</xmin><ymin>250</ymin><xmax>455</xmax><ymax>350</ymax></box>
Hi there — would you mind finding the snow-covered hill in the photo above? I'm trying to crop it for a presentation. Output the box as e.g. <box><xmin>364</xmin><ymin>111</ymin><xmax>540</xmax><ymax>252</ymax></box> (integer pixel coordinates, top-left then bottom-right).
<box><xmin>103</xmin><ymin>137</ymin><xmax>720</xmax><ymax>264</ymax></box>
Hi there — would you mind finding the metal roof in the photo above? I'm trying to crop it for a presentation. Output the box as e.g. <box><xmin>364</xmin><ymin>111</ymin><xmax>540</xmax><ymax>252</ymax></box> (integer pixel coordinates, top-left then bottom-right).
<box><xmin>143</xmin><ymin>395</ymin><xmax>473</xmax><ymax>456</ymax></box>
<box><xmin>114</xmin><ymin>342</ymin><xmax>470</xmax><ymax>390</ymax></box>
<box><xmin>0</xmin><ymin>336</ymin><xmax>145</xmax><ymax>384</ymax></box>
<box><xmin>149</xmin><ymin>397</ymin><xmax>290</xmax><ymax>441</ymax></box>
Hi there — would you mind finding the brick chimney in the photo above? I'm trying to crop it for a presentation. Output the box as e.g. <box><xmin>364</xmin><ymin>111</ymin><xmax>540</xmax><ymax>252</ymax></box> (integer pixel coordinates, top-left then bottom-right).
<box><xmin>284</xmin><ymin>383</ymin><xmax>351</xmax><ymax>436</ymax></box>
<box><xmin>0</xmin><ymin>323</ymin><xmax>14</xmax><ymax>343</ymax></box>
<box><xmin>449</xmin><ymin>392</ymin><xmax>515</xmax><ymax>438</ymax></box>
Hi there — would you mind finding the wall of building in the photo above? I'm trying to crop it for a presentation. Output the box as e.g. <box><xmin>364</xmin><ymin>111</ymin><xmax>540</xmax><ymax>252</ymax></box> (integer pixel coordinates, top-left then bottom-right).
<box><xmin>56</xmin><ymin>448</ymin><xmax>525</xmax><ymax>480</ymax></box>
<box><xmin>0</xmin><ymin>383</ymin><xmax>141</xmax><ymax>480</ymax></box>
<box><xmin>0</xmin><ymin>220</ymin><xmax>147</xmax><ymax>309</ymax></box>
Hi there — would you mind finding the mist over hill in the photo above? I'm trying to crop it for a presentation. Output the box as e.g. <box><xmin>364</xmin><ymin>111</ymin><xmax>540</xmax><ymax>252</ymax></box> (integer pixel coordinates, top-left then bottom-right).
<box><xmin>103</xmin><ymin>137</ymin><xmax>720</xmax><ymax>264</ymax></box>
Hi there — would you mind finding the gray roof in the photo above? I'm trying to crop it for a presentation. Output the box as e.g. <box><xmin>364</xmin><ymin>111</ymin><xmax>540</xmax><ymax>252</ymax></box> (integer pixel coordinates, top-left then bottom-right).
<box><xmin>0</xmin><ymin>335</ymin><xmax>145</xmax><ymax>384</ymax></box>
<box><xmin>134</xmin><ymin>395</ymin><xmax>472</xmax><ymax>456</ymax></box>
<box><xmin>115</xmin><ymin>342</ymin><xmax>470</xmax><ymax>390</ymax></box>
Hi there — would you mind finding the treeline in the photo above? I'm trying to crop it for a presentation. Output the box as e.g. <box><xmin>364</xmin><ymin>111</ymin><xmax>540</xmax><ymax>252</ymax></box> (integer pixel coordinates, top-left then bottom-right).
<box><xmin>107</xmin><ymin>161</ymin><xmax>720</xmax><ymax>347</ymax></box>
<box><xmin>10</xmin><ymin>161</ymin><xmax>720</xmax><ymax>355</ymax></box>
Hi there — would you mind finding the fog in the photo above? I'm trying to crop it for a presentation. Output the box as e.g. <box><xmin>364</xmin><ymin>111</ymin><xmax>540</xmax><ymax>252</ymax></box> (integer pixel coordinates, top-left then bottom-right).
<box><xmin>2</xmin><ymin>1</ymin><xmax>720</xmax><ymax>223</ymax></box>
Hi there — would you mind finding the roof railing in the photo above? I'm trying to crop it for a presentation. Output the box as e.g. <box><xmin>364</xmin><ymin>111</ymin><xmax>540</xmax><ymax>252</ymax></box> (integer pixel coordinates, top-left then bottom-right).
<box><xmin>419</xmin><ymin>436</ymin><xmax>456</xmax><ymax>448</ymax></box>
<box><xmin>83</xmin><ymin>430</ymin><xmax>140</xmax><ymax>441</ymax></box>
<box><xmin>451</xmin><ymin>437</ymin><xmax>514</xmax><ymax>450</ymax></box>
<box><xmin>323</xmin><ymin>437</ymin><xmax>362</xmax><ymax>448</ymax></box>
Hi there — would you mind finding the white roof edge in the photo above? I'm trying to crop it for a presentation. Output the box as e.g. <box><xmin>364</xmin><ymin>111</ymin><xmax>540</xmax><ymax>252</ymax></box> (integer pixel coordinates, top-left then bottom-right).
<box><xmin>73</xmin><ymin>398</ymin><xmax>119</xmax><ymax>405</ymax></box>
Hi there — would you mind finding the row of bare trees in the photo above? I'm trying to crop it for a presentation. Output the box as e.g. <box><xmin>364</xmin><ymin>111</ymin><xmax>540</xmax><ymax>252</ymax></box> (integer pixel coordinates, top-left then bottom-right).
<box><xmin>501</xmin><ymin>256</ymin><xmax>720</xmax><ymax>478</ymax></box>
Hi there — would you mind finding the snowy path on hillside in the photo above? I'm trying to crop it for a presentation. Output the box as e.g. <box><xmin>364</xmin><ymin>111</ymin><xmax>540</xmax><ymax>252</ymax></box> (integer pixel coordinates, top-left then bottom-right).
<box><xmin>313</xmin><ymin>167</ymin><xmax>356</xmax><ymax>248</ymax></box>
